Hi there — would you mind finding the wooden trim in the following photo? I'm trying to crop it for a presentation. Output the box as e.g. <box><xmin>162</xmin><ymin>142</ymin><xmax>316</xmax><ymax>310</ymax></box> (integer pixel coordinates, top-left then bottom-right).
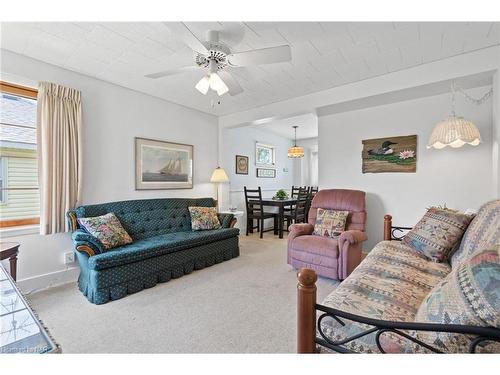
<box><xmin>0</xmin><ymin>81</ymin><xmax>38</xmax><ymax>99</ymax></box>
<box><xmin>384</xmin><ymin>214</ymin><xmax>392</xmax><ymax>241</ymax></box>
<box><xmin>297</xmin><ymin>268</ymin><xmax>317</xmax><ymax>353</ymax></box>
<box><xmin>0</xmin><ymin>217</ymin><xmax>40</xmax><ymax>228</ymax></box>
<box><xmin>0</xmin><ymin>81</ymin><xmax>39</xmax><ymax>230</ymax></box>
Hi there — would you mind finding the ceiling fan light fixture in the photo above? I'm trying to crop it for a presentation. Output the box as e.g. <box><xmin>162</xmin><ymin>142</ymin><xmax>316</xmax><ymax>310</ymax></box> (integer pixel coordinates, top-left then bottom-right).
<box><xmin>216</xmin><ymin>86</ymin><xmax>229</xmax><ymax>96</ymax></box>
<box><xmin>195</xmin><ymin>75</ymin><xmax>210</xmax><ymax>95</ymax></box>
<box><xmin>209</xmin><ymin>72</ymin><xmax>229</xmax><ymax>96</ymax></box>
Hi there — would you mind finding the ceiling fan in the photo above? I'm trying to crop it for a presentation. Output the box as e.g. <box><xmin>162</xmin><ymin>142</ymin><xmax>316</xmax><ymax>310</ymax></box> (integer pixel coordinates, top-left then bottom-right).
<box><xmin>145</xmin><ymin>23</ymin><xmax>292</xmax><ymax>97</ymax></box>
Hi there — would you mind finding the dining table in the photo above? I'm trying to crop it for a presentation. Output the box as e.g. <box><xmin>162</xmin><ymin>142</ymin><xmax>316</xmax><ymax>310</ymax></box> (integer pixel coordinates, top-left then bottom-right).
<box><xmin>259</xmin><ymin>197</ymin><xmax>297</xmax><ymax>239</ymax></box>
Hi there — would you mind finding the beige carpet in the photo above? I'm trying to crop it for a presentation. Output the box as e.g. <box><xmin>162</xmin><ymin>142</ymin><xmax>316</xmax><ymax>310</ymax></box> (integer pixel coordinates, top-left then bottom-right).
<box><xmin>28</xmin><ymin>233</ymin><xmax>338</xmax><ymax>353</ymax></box>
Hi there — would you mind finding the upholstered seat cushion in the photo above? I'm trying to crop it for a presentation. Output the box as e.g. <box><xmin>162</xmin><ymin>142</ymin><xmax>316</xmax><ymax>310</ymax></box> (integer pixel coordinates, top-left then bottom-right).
<box><xmin>290</xmin><ymin>235</ymin><xmax>339</xmax><ymax>258</ymax></box>
<box><xmin>88</xmin><ymin>228</ymin><xmax>239</xmax><ymax>271</ymax></box>
<box><xmin>319</xmin><ymin>240</ymin><xmax>451</xmax><ymax>353</ymax></box>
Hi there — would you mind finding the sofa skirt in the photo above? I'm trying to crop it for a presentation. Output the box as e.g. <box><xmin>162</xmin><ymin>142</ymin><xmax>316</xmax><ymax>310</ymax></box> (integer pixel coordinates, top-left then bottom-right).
<box><xmin>77</xmin><ymin>236</ymin><xmax>239</xmax><ymax>304</ymax></box>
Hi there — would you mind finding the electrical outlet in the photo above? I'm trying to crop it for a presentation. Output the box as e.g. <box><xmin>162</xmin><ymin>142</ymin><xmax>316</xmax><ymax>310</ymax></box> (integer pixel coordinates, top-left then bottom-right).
<box><xmin>64</xmin><ymin>252</ymin><xmax>75</xmax><ymax>264</ymax></box>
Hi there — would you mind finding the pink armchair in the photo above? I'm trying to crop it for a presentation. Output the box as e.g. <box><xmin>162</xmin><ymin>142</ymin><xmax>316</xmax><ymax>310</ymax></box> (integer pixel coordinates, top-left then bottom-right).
<box><xmin>287</xmin><ymin>189</ymin><xmax>367</xmax><ymax>280</ymax></box>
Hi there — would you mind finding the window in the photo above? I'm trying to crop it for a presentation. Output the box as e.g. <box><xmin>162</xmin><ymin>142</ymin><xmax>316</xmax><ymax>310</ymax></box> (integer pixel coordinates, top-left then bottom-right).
<box><xmin>255</xmin><ymin>142</ymin><xmax>276</xmax><ymax>167</ymax></box>
<box><xmin>0</xmin><ymin>81</ymin><xmax>39</xmax><ymax>228</ymax></box>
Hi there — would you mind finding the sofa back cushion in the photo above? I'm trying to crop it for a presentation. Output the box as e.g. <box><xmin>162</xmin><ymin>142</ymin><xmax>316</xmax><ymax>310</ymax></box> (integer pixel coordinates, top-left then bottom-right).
<box><xmin>450</xmin><ymin>200</ymin><xmax>500</xmax><ymax>268</ymax></box>
<box><xmin>75</xmin><ymin>198</ymin><xmax>215</xmax><ymax>240</ymax></box>
<box><xmin>412</xmin><ymin>247</ymin><xmax>500</xmax><ymax>353</ymax></box>
<box><xmin>308</xmin><ymin>189</ymin><xmax>366</xmax><ymax>232</ymax></box>
<box><xmin>402</xmin><ymin>207</ymin><xmax>474</xmax><ymax>263</ymax></box>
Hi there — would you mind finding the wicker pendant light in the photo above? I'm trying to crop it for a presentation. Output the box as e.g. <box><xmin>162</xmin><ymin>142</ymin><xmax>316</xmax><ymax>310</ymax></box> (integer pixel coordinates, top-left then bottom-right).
<box><xmin>427</xmin><ymin>83</ymin><xmax>487</xmax><ymax>150</ymax></box>
<box><xmin>427</xmin><ymin>116</ymin><xmax>481</xmax><ymax>149</ymax></box>
<box><xmin>288</xmin><ymin>126</ymin><xmax>305</xmax><ymax>158</ymax></box>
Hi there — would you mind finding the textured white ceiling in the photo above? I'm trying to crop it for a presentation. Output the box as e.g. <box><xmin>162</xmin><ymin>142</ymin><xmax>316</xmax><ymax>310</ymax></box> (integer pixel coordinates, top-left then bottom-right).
<box><xmin>1</xmin><ymin>22</ymin><xmax>499</xmax><ymax>116</ymax></box>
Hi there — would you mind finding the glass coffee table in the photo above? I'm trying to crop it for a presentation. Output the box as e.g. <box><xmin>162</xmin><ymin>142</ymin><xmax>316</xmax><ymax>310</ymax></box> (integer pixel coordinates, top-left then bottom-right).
<box><xmin>0</xmin><ymin>264</ymin><xmax>60</xmax><ymax>353</ymax></box>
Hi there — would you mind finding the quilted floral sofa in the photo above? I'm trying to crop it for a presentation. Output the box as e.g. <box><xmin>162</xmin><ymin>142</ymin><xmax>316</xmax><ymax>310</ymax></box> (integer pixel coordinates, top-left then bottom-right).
<box><xmin>296</xmin><ymin>199</ymin><xmax>499</xmax><ymax>353</ymax></box>
<box><xmin>67</xmin><ymin>198</ymin><xmax>238</xmax><ymax>304</ymax></box>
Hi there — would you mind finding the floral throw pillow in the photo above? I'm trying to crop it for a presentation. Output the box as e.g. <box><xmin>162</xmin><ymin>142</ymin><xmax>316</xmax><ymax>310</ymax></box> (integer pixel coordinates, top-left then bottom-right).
<box><xmin>402</xmin><ymin>207</ymin><xmax>474</xmax><ymax>262</ymax></box>
<box><xmin>188</xmin><ymin>206</ymin><xmax>221</xmax><ymax>231</ymax></box>
<box><xmin>78</xmin><ymin>213</ymin><xmax>133</xmax><ymax>250</ymax></box>
<box><xmin>313</xmin><ymin>208</ymin><xmax>349</xmax><ymax>238</ymax></box>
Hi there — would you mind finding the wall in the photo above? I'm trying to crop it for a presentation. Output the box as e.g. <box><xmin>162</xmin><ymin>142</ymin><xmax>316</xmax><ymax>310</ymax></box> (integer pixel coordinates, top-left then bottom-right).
<box><xmin>0</xmin><ymin>50</ymin><xmax>219</xmax><ymax>292</ymax></box>
<box><xmin>318</xmin><ymin>86</ymin><xmax>495</xmax><ymax>251</ymax></box>
<box><xmin>220</xmin><ymin>125</ymin><xmax>296</xmax><ymax>228</ymax></box>
<box><xmin>295</xmin><ymin>138</ymin><xmax>318</xmax><ymax>187</ymax></box>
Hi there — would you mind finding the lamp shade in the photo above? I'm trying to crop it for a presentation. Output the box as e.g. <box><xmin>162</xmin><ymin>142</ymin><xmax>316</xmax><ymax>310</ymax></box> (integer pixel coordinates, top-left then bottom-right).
<box><xmin>427</xmin><ymin>116</ymin><xmax>481</xmax><ymax>149</ymax></box>
<box><xmin>287</xmin><ymin>146</ymin><xmax>305</xmax><ymax>158</ymax></box>
<box><xmin>288</xmin><ymin>125</ymin><xmax>305</xmax><ymax>158</ymax></box>
<box><xmin>210</xmin><ymin>167</ymin><xmax>229</xmax><ymax>183</ymax></box>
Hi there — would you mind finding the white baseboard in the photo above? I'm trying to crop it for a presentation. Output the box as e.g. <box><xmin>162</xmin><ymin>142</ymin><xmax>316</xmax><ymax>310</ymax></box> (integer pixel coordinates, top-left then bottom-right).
<box><xmin>17</xmin><ymin>266</ymin><xmax>80</xmax><ymax>295</ymax></box>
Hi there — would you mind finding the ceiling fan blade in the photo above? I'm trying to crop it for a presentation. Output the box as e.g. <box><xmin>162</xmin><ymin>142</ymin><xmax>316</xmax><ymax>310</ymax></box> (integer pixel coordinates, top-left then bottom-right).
<box><xmin>218</xmin><ymin>71</ymin><xmax>244</xmax><ymax>96</ymax></box>
<box><xmin>227</xmin><ymin>45</ymin><xmax>291</xmax><ymax>67</ymax></box>
<box><xmin>163</xmin><ymin>22</ymin><xmax>208</xmax><ymax>54</ymax></box>
<box><xmin>145</xmin><ymin>65</ymin><xmax>200</xmax><ymax>79</ymax></box>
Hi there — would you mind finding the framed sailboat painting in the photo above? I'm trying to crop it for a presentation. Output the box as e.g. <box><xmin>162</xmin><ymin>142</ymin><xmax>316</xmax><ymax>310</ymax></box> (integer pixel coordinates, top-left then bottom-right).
<box><xmin>135</xmin><ymin>137</ymin><xmax>193</xmax><ymax>190</ymax></box>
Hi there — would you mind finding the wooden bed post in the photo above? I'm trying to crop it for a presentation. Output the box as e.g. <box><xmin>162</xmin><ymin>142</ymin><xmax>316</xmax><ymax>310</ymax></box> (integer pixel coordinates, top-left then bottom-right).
<box><xmin>297</xmin><ymin>268</ymin><xmax>317</xmax><ymax>353</ymax></box>
<box><xmin>383</xmin><ymin>214</ymin><xmax>392</xmax><ymax>241</ymax></box>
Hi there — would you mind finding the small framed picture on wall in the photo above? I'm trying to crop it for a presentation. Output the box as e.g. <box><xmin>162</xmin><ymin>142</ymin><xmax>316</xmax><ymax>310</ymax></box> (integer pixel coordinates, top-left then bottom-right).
<box><xmin>235</xmin><ymin>155</ymin><xmax>249</xmax><ymax>175</ymax></box>
<box><xmin>256</xmin><ymin>168</ymin><xmax>276</xmax><ymax>178</ymax></box>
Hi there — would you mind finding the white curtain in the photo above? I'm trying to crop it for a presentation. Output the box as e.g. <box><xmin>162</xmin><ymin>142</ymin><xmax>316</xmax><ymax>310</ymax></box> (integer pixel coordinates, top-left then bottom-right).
<box><xmin>37</xmin><ymin>82</ymin><xmax>82</xmax><ymax>234</ymax></box>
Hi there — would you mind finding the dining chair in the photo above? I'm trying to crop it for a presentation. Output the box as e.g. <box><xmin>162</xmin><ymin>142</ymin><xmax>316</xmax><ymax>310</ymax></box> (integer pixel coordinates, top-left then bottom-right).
<box><xmin>244</xmin><ymin>186</ymin><xmax>278</xmax><ymax>238</ymax></box>
<box><xmin>291</xmin><ymin>185</ymin><xmax>302</xmax><ymax>198</ymax></box>
<box><xmin>283</xmin><ymin>187</ymin><xmax>309</xmax><ymax>229</ymax></box>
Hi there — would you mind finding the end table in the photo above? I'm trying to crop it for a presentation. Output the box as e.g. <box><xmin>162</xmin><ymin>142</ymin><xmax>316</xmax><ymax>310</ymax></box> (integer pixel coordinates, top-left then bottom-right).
<box><xmin>0</xmin><ymin>242</ymin><xmax>20</xmax><ymax>281</ymax></box>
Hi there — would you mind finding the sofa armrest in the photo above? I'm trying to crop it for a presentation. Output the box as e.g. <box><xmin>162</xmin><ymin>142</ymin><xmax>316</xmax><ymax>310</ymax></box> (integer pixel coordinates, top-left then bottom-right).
<box><xmin>66</xmin><ymin>209</ymin><xmax>79</xmax><ymax>232</ymax></box>
<box><xmin>72</xmin><ymin>229</ymin><xmax>105</xmax><ymax>256</ymax></box>
<box><xmin>218</xmin><ymin>213</ymin><xmax>235</xmax><ymax>228</ymax></box>
<box><xmin>288</xmin><ymin>223</ymin><xmax>314</xmax><ymax>240</ymax></box>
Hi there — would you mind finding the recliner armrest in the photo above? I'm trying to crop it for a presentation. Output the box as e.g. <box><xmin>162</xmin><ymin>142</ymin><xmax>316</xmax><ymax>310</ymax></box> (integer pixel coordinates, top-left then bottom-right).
<box><xmin>338</xmin><ymin>230</ymin><xmax>367</xmax><ymax>248</ymax></box>
<box><xmin>337</xmin><ymin>230</ymin><xmax>367</xmax><ymax>279</ymax></box>
<box><xmin>288</xmin><ymin>223</ymin><xmax>314</xmax><ymax>240</ymax></box>
<box><xmin>72</xmin><ymin>229</ymin><xmax>105</xmax><ymax>256</ymax></box>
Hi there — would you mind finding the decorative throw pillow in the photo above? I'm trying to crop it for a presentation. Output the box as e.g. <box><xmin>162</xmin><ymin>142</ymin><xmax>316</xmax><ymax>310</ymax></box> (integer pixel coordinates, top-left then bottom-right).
<box><xmin>78</xmin><ymin>213</ymin><xmax>133</xmax><ymax>250</ymax></box>
<box><xmin>412</xmin><ymin>247</ymin><xmax>500</xmax><ymax>353</ymax></box>
<box><xmin>313</xmin><ymin>208</ymin><xmax>349</xmax><ymax>238</ymax></box>
<box><xmin>188</xmin><ymin>206</ymin><xmax>221</xmax><ymax>231</ymax></box>
<box><xmin>402</xmin><ymin>207</ymin><xmax>474</xmax><ymax>262</ymax></box>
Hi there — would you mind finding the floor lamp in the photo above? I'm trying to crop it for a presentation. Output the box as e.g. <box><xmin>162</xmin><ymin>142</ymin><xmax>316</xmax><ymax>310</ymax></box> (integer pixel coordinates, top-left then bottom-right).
<box><xmin>210</xmin><ymin>167</ymin><xmax>229</xmax><ymax>211</ymax></box>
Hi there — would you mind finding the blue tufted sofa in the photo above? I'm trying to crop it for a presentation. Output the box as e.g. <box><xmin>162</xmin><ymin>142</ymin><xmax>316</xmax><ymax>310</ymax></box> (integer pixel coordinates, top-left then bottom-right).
<box><xmin>67</xmin><ymin>198</ymin><xmax>239</xmax><ymax>304</ymax></box>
